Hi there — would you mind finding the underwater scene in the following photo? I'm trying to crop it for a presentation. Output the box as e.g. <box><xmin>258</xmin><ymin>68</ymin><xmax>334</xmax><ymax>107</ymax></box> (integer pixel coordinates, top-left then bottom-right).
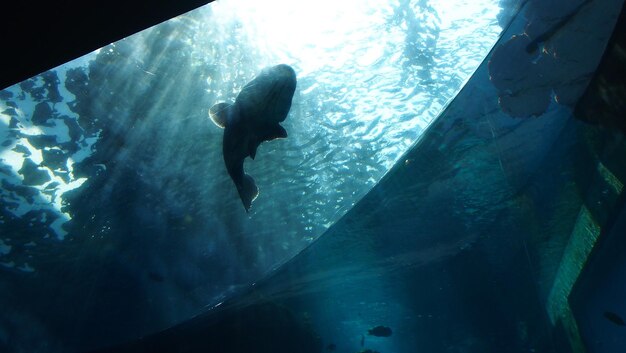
<box><xmin>1</xmin><ymin>0</ymin><xmax>626</xmax><ymax>352</ymax></box>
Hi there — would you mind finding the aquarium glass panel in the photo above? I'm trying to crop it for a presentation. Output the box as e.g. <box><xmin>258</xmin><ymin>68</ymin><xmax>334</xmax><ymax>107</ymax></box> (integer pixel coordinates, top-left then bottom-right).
<box><xmin>0</xmin><ymin>0</ymin><xmax>539</xmax><ymax>351</ymax></box>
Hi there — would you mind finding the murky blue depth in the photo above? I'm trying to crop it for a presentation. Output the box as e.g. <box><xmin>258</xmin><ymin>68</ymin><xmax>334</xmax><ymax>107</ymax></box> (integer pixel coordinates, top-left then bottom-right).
<box><xmin>2</xmin><ymin>0</ymin><xmax>626</xmax><ymax>352</ymax></box>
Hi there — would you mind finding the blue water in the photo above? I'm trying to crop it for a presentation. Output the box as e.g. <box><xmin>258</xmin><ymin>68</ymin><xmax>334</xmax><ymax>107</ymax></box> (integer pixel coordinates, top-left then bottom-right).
<box><xmin>1</xmin><ymin>0</ymin><xmax>625</xmax><ymax>352</ymax></box>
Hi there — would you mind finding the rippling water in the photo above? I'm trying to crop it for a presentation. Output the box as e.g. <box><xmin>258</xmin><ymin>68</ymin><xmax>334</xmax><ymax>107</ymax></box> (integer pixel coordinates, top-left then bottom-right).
<box><xmin>0</xmin><ymin>0</ymin><xmax>511</xmax><ymax>350</ymax></box>
<box><xmin>0</xmin><ymin>0</ymin><xmax>505</xmax><ymax>270</ymax></box>
<box><xmin>190</xmin><ymin>0</ymin><xmax>505</xmax><ymax>248</ymax></box>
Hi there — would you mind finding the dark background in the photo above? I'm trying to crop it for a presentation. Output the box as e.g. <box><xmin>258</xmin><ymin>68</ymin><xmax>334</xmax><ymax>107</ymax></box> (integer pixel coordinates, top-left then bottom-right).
<box><xmin>1</xmin><ymin>1</ymin><xmax>213</xmax><ymax>89</ymax></box>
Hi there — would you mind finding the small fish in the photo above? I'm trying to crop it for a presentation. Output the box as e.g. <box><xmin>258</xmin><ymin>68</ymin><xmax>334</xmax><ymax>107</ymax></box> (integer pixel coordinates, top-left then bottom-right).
<box><xmin>358</xmin><ymin>350</ymin><xmax>380</xmax><ymax>353</ymax></box>
<box><xmin>604</xmin><ymin>311</ymin><xmax>626</xmax><ymax>326</ymax></box>
<box><xmin>326</xmin><ymin>343</ymin><xmax>336</xmax><ymax>351</ymax></box>
<box><xmin>209</xmin><ymin>64</ymin><xmax>297</xmax><ymax>212</ymax></box>
<box><xmin>368</xmin><ymin>325</ymin><xmax>392</xmax><ymax>337</ymax></box>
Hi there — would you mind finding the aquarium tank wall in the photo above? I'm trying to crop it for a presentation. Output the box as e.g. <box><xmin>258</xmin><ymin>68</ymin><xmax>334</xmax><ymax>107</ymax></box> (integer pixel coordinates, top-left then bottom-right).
<box><xmin>1</xmin><ymin>0</ymin><xmax>625</xmax><ymax>352</ymax></box>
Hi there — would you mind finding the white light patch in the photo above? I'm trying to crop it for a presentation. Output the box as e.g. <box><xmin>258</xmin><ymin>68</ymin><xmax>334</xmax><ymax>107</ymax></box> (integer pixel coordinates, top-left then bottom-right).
<box><xmin>434</xmin><ymin>0</ymin><xmax>499</xmax><ymax>29</ymax></box>
<box><xmin>42</xmin><ymin>120</ymin><xmax>71</xmax><ymax>144</ymax></box>
<box><xmin>205</xmin><ymin>0</ymin><xmax>500</xmax><ymax>71</ymax></box>
<box><xmin>0</xmin><ymin>108</ymin><xmax>11</xmax><ymax>126</ymax></box>
<box><xmin>0</xmin><ymin>70</ymin><xmax>92</xmax><ymax>240</ymax></box>
<box><xmin>0</xmin><ymin>138</ymin><xmax>44</xmax><ymax>170</ymax></box>
<box><xmin>206</xmin><ymin>0</ymin><xmax>394</xmax><ymax>75</ymax></box>
<box><xmin>50</xmin><ymin>214</ymin><xmax>70</xmax><ymax>240</ymax></box>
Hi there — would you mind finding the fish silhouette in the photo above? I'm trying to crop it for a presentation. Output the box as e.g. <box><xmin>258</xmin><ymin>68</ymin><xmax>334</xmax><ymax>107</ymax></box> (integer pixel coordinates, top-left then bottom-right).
<box><xmin>209</xmin><ymin>64</ymin><xmax>297</xmax><ymax>211</ymax></box>
<box><xmin>604</xmin><ymin>311</ymin><xmax>626</xmax><ymax>326</ymax></box>
<box><xmin>367</xmin><ymin>325</ymin><xmax>392</xmax><ymax>337</ymax></box>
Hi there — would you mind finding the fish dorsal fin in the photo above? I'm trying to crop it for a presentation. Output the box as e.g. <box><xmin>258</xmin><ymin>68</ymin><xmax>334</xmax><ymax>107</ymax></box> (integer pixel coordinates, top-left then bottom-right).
<box><xmin>262</xmin><ymin>124</ymin><xmax>288</xmax><ymax>141</ymax></box>
<box><xmin>208</xmin><ymin>102</ymin><xmax>231</xmax><ymax>128</ymax></box>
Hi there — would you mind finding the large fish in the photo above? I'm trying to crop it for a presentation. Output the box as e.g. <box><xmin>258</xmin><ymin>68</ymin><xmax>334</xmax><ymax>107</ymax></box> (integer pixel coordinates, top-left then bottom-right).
<box><xmin>209</xmin><ymin>64</ymin><xmax>297</xmax><ymax>212</ymax></box>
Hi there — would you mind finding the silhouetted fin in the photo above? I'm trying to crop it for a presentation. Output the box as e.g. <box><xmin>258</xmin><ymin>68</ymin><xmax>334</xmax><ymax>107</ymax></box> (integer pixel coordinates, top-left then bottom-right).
<box><xmin>249</xmin><ymin>140</ymin><xmax>259</xmax><ymax>160</ymax></box>
<box><xmin>209</xmin><ymin>102</ymin><xmax>231</xmax><ymax>128</ymax></box>
<box><xmin>249</xmin><ymin>124</ymin><xmax>287</xmax><ymax>159</ymax></box>
<box><xmin>604</xmin><ymin>311</ymin><xmax>626</xmax><ymax>326</ymax></box>
<box><xmin>237</xmin><ymin>173</ymin><xmax>259</xmax><ymax>212</ymax></box>
<box><xmin>262</xmin><ymin>124</ymin><xmax>288</xmax><ymax>141</ymax></box>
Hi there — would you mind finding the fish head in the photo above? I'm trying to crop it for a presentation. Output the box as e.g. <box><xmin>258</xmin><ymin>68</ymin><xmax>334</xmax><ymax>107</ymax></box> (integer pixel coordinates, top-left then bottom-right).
<box><xmin>235</xmin><ymin>64</ymin><xmax>297</xmax><ymax>126</ymax></box>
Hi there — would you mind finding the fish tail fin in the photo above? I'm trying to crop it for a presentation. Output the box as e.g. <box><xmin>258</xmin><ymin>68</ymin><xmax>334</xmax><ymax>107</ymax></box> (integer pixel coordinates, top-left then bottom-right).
<box><xmin>209</xmin><ymin>102</ymin><xmax>231</xmax><ymax>128</ymax></box>
<box><xmin>238</xmin><ymin>173</ymin><xmax>259</xmax><ymax>212</ymax></box>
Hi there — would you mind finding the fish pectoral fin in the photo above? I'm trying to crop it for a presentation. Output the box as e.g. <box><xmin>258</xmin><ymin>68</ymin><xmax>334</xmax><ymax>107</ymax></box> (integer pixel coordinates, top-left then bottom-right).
<box><xmin>262</xmin><ymin>124</ymin><xmax>288</xmax><ymax>141</ymax></box>
<box><xmin>246</xmin><ymin>124</ymin><xmax>287</xmax><ymax>159</ymax></box>
<box><xmin>208</xmin><ymin>102</ymin><xmax>231</xmax><ymax>128</ymax></box>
